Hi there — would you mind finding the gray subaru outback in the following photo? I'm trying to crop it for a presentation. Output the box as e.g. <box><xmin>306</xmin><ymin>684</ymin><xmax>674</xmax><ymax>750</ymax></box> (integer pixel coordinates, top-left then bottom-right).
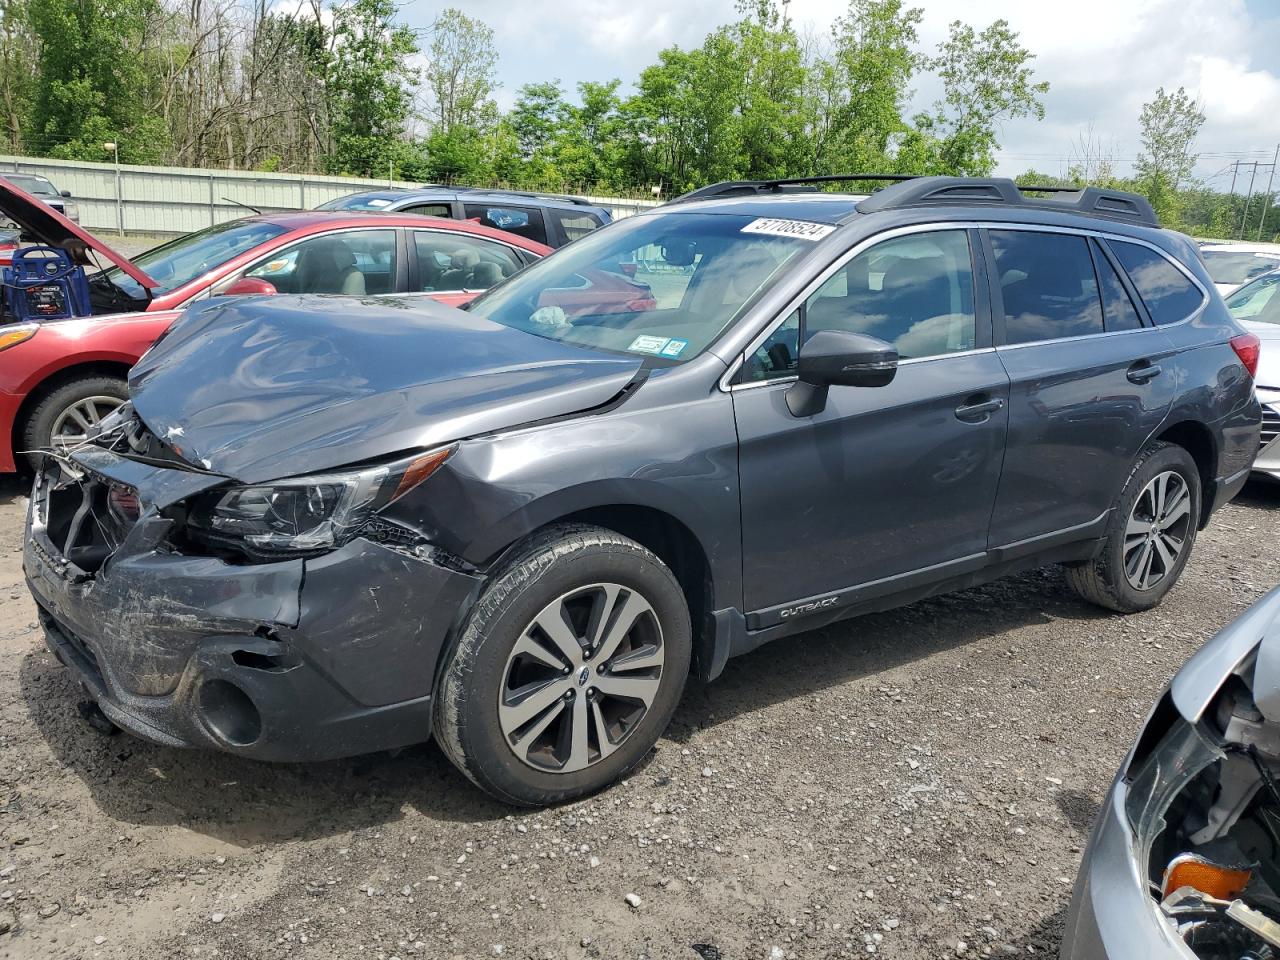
<box><xmin>23</xmin><ymin>175</ymin><xmax>1262</xmax><ymax>805</ymax></box>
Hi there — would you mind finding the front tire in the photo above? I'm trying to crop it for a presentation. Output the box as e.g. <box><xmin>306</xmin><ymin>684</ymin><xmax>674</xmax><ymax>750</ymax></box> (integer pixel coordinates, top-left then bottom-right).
<box><xmin>1065</xmin><ymin>441</ymin><xmax>1201</xmax><ymax>613</ymax></box>
<box><xmin>433</xmin><ymin>523</ymin><xmax>692</xmax><ymax>806</ymax></box>
<box><xmin>21</xmin><ymin>375</ymin><xmax>128</xmax><ymax>471</ymax></box>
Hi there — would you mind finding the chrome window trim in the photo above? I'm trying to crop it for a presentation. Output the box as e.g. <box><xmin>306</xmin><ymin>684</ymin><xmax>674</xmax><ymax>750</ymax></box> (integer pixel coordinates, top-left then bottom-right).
<box><xmin>727</xmin><ymin>346</ymin><xmax>999</xmax><ymax>392</ymax></box>
<box><xmin>719</xmin><ymin>220</ymin><xmax>1210</xmax><ymax>393</ymax></box>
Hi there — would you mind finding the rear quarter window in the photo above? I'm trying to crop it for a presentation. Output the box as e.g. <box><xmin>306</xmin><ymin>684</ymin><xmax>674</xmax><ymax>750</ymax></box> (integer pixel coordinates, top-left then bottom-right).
<box><xmin>1108</xmin><ymin>240</ymin><xmax>1206</xmax><ymax>326</ymax></box>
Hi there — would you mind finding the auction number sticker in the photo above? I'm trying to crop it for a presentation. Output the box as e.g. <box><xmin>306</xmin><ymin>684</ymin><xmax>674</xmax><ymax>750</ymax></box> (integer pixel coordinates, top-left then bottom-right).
<box><xmin>742</xmin><ymin>217</ymin><xmax>835</xmax><ymax>241</ymax></box>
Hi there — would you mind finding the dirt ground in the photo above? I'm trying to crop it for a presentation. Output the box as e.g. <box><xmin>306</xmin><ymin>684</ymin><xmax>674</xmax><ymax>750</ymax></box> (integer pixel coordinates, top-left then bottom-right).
<box><xmin>2</xmin><ymin>470</ymin><xmax>1279</xmax><ymax>960</ymax></box>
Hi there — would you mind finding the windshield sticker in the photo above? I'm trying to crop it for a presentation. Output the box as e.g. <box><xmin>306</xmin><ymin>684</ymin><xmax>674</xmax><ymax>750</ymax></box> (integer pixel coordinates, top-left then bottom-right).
<box><xmin>659</xmin><ymin>338</ymin><xmax>689</xmax><ymax>358</ymax></box>
<box><xmin>628</xmin><ymin>335</ymin><xmax>671</xmax><ymax>354</ymax></box>
<box><xmin>742</xmin><ymin>217</ymin><xmax>835</xmax><ymax>242</ymax></box>
<box><xmin>366</xmin><ymin>198</ymin><xmax>392</xmax><ymax>208</ymax></box>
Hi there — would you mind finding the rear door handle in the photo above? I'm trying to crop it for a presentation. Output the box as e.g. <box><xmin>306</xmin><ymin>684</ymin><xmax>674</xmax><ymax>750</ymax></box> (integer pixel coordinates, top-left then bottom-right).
<box><xmin>955</xmin><ymin>396</ymin><xmax>1005</xmax><ymax>422</ymax></box>
<box><xmin>1127</xmin><ymin>361</ymin><xmax>1163</xmax><ymax>384</ymax></box>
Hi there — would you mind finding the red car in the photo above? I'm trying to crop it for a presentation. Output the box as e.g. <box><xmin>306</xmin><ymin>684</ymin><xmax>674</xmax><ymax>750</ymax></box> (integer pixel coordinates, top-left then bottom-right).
<box><xmin>0</xmin><ymin>178</ymin><xmax>558</xmax><ymax>471</ymax></box>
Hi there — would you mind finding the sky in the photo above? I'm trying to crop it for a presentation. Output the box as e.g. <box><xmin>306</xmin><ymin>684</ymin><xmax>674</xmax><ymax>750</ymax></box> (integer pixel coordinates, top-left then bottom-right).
<box><xmin>396</xmin><ymin>0</ymin><xmax>1280</xmax><ymax>191</ymax></box>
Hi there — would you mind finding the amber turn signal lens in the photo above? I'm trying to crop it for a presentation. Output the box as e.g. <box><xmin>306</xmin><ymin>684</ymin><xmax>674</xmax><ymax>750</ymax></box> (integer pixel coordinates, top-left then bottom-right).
<box><xmin>1162</xmin><ymin>853</ymin><xmax>1253</xmax><ymax>900</ymax></box>
<box><xmin>0</xmin><ymin>325</ymin><xmax>37</xmax><ymax>352</ymax></box>
<box><xmin>389</xmin><ymin>445</ymin><xmax>456</xmax><ymax>503</ymax></box>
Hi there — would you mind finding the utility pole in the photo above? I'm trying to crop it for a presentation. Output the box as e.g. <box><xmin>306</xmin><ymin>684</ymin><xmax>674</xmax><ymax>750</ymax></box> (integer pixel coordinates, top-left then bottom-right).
<box><xmin>1240</xmin><ymin>161</ymin><xmax>1261</xmax><ymax>240</ymax></box>
<box><xmin>1258</xmin><ymin>144</ymin><xmax>1280</xmax><ymax>241</ymax></box>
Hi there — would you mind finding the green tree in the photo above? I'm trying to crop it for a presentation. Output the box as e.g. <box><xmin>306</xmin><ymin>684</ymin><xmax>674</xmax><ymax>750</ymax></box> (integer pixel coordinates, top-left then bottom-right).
<box><xmin>28</xmin><ymin>0</ymin><xmax>169</xmax><ymax>162</ymax></box>
<box><xmin>1134</xmin><ymin>86</ymin><xmax>1205</xmax><ymax>224</ymax></box>
<box><xmin>812</xmin><ymin>0</ymin><xmax>923</xmax><ymax>172</ymax></box>
<box><xmin>917</xmin><ymin>19</ymin><xmax>1049</xmax><ymax>175</ymax></box>
<box><xmin>325</xmin><ymin>0</ymin><xmax>419</xmax><ymax>177</ymax></box>
<box><xmin>0</xmin><ymin>0</ymin><xmax>36</xmax><ymax>152</ymax></box>
<box><xmin>424</xmin><ymin>8</ymin><xmax>498</xmax><ymax>134</ymax></box>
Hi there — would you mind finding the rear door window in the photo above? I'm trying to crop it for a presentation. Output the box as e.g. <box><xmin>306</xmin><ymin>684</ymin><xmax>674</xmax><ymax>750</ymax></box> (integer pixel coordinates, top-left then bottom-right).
<box><xmin>550</xmin><ymin>210</ymin><xmax>603</xmax><ymax>245</ymax></box>
<box><xmin>463</xmin><ymin>204</ymin><xmax>548</xmax><ymax>245</ymax></box>
<box><xmin>1108</xmin><ymin>240</ymin><xmax>1206</xmax><ymax>325</ymax></box>
<box><xmin>413</xmin><ymin>231</ymin><xmax>524</xmax><ymax>292</ymax></box>
<box><xmin>1092</xmin><ymin>240</ymin><xmax>1144</xmax><ymax>332</ymax></box>
<box><xmin>402</xmin><ymin>203</ymin><xmax>452</xmax><ymax>218</ymax></box>
<box><xmin>989</xmin><ymin>230</ymin><xmax>1103</xmax><ymax>344</ymax></box>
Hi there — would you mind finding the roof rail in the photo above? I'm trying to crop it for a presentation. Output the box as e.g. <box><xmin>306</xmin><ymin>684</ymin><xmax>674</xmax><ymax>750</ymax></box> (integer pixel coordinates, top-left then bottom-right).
<box><xmin>856</xmin><ymin>176</ymin><xmax>1159</xmax><ymax>226</ymax></box>
<box><xmin>668</xmin><ymin>174</ymin><xmax>918</xmax><ymax>205</ymax></box>
<box><xmin>422</xmin><ymin>184</ymin><xmax>596</xmax><ymax>206</ymax></box>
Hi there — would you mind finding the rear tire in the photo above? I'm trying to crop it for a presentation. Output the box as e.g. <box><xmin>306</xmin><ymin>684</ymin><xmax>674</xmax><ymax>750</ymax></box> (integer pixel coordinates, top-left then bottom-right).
<box><xmin>1065</xmin><ymin>441</ymin><xmax>1201</xmax><ymax>613</ymax></box>
<box><xmin>433</xmin><ymin>523</ymin><xmax>691</xmax><ymax>806</ymax></box>
<box><xmin>21</xmin><ymin>375</ymin><xmax>128</xmax><ymax>471</ymax></box>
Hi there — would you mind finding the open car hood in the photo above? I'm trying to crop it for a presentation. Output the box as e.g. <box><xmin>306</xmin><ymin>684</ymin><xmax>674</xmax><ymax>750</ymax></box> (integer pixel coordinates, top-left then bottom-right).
<box><xmin>0</xmin><ymin>177</ymin><xmax>157</xmax><ymax>291</ymax></box>
<box><xmin>128</xmin><ymin>295</ymin><xmax>645</xmax><ymax>483</ymax></box>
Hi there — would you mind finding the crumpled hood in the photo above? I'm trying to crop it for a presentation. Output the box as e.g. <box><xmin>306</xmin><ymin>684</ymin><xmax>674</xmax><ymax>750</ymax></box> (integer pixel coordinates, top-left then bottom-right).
<box><xmin>128</xmin><ymin>294</ymin><xmax>643</xmax><ymax>483</ymax></box>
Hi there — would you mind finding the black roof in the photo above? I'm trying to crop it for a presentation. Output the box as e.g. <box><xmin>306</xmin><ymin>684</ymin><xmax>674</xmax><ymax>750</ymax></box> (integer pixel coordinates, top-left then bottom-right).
<box><xmin>669</xmin><ymin>175</ymin><xmax>1159</xmax><ymax>228</ymax></box>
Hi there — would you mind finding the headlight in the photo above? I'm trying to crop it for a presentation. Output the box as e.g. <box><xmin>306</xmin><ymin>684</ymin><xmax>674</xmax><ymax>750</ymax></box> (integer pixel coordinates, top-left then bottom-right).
<box><xmin>187</xmin><ymin>446</ymin><xmax>454</xmax><ymax>556</ymax></box>
<box><xmin>62</xmin><ymin>200</ymin><xmax>79</xmax><ymax>220</ymax></box>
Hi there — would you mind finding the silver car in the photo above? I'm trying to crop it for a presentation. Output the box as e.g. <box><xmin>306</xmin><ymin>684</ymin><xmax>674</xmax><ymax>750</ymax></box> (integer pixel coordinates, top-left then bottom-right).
<box><xmin>1062</xmin><ymin>586</ymin><xmax>1280</xmax><ymax>959</ymax></box>
<box><xmin>1225</xmin><ymin>271</ymin><xmax>1280</xmax><ymax>481</ymax></box>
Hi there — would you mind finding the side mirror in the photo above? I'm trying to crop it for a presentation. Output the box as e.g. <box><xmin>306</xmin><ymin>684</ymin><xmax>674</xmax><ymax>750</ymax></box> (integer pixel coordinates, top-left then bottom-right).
<box><xmin>786</xmin><ymin>330</ymin><xmax>898</xmax><ymax>417</ymax></box>
<box><xmin>59</xmin><ymin>190</ymin><xmax>71</xmax><ymax>198</ymax></box>
<box><xmin>224</xmin><ymin>277</ymin><xmax>278</xmax><ymax>297</ymax></box>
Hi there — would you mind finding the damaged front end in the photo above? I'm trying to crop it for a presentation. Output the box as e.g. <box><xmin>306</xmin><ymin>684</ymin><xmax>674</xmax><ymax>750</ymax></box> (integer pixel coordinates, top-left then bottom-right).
<box><xmin>23</xmin><ymin>406</ymin><xmax>480</xmax><ymax>761</ymax></box>
<box><xmin>1130</xmin><ymin>667</ymin><xmax>1280</xmax><ymax>960</ymax></box>
<box><xmin>1067</xmin><ymin>592</ymin><xmax>1280</xmax><ymax>960</ymax></box>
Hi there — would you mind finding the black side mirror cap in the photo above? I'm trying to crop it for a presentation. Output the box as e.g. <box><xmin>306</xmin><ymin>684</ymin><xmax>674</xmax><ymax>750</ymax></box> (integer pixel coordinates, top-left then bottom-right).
<box><xmin>786</xmin><ymin>330</ymin><xmax>898</xmax><ymax>417</ymax></box>
<box><xmin>59</xmin><ymin>190</ymin><xmax>71</xmax><ymax>198</ymax></box>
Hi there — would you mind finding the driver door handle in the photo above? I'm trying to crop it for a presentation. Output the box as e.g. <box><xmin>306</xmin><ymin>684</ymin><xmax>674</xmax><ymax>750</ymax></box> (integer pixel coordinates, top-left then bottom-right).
<box><xmin>1127</xmin><ymin>360</ymin><xmax>1163</xmax><ymax>384</ymax></box>
<box><xmin>955</xmin><ymin>395</ymin><xmax>1005</xmax><ymax>422</ymax></box>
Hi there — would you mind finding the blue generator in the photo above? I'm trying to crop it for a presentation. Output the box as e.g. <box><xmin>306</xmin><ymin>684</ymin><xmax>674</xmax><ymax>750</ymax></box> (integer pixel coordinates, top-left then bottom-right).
<box><xmin>2</xmin><ymin>246</ymin><xmax>93</xmax><ymax>321</ymax></box>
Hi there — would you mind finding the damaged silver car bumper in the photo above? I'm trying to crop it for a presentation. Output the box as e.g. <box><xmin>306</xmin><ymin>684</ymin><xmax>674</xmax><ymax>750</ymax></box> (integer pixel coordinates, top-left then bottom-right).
<box><xmin>23</xmin><ymin>447</ymin><xmax>480</xmax><ymax>762</ymax></box>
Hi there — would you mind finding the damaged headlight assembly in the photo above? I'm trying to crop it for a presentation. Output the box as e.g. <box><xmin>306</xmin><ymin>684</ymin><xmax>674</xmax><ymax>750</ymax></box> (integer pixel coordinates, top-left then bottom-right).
<box><xmin>186</xmin><ymin>445</ymin><xmax>455</xmax><ymax>557</ymax></box>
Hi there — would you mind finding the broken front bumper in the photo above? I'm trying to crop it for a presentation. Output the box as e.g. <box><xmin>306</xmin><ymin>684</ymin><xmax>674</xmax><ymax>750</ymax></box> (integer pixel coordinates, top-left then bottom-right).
<box><xmin>23</xmin><ymin>450</ymin><xmax>480</xmax><ymax>762</ymax></box>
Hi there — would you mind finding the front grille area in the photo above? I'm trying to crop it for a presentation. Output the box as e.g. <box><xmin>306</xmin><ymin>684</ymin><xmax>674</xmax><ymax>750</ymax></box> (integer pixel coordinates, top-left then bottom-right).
<box><xmin>1263</xmin><ymin>405</ymin><xmax>1280</xmax><ymax>448</ymax></box>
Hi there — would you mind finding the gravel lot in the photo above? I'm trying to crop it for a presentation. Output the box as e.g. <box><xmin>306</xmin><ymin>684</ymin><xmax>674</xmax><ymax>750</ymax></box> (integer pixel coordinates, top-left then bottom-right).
<box><xmin>1</xmin><ymin>463</ymin><xmax>1278</xmax><ymax>960</ymax></box>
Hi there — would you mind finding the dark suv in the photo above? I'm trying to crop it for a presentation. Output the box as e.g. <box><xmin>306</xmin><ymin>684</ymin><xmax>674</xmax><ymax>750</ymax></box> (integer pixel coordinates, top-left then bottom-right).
<box><xmin>24</xmin><ymin>175</ymin><xmax>1262</xmax><ymax>805</ymax></box>
<box><xmin>315</xmin><ymin>186</ymin><xmax>612</xmax><ymax>248</ymax></box>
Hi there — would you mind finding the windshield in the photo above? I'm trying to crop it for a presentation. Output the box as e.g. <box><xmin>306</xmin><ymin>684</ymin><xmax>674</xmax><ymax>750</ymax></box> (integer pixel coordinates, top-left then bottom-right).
<box><xmin>467</xmin><ymin>212</ymin><xmax>821</xmax><ymax>360</ymax></box>
<box><xmin>103</xmin><ymin>219</ymin><xmax>289</xmax><ymax>298</ymax></box>
<box><xmin>315</xmin><ymin>194</ymin><xmax>405</xmax><ymax>211</ymax></box>
<box><xmin>1200</xmin><ymin>249</ymin><xmax>1280</xmax><ymax>285</ymax></box>
<box><xmin>8</xmin><ymin>175</ymin><xmax>58</xmax><ymax>197</ymax></box>
<box><xmin>1227</xmin><ymin>272</ymin><xmax>1280</xmax><ymax>324</ymax></box>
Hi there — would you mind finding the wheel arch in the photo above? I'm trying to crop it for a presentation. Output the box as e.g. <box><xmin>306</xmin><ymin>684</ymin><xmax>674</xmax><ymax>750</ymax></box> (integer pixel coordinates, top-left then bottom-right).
<box><xmin>1154</xmin><ymin>419</ymin><xmax>1217</xmax><ymax>529</ymax></box>
<box><xmin>478</xmin><ymin>498</ymin><xmax>723</xmax><ymax>685</ymax></box>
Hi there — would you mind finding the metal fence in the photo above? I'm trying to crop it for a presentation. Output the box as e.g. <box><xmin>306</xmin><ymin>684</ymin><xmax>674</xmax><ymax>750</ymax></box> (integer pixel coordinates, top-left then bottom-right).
<box><xmin>0</xmin><ymin>155</ymin><xmax>660</xmax><ymax>236</ymax></box>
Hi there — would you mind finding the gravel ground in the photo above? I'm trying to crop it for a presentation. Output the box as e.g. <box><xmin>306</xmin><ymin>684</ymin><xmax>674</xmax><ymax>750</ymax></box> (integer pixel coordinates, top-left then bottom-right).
<box><xmin>1</xmin><ymin>472</ymin><xmax>1278</xmax><ymax>960</ymax></box>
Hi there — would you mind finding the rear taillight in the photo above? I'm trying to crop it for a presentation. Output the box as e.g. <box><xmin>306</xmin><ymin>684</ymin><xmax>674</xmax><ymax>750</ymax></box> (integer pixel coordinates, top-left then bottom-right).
<box><xmin>1231</xmin><ymin>332</ymin><xmax>1261</xmax><ymax>379</ymax></box>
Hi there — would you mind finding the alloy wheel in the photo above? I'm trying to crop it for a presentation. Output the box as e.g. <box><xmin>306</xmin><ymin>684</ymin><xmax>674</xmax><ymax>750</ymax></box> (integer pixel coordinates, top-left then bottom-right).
<box><xmin>49</xmin><ymin>395</ymin><xmax>123</xmax><ymax>450</ymax></box>
<box><xmin>1123</xmin><ymin>470</ymin><xmax>1192</xmax><ymax>591</ymax></box>
<box><xmin>497</xmin><ymin>583</ymin><xmax>664</xmax><ymax>773</ymax></box>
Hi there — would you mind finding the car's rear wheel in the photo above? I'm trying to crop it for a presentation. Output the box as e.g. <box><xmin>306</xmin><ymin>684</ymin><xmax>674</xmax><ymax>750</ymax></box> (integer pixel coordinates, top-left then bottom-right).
<box><xmin>21</xmin><ymin>375</ymin><xmax>128</xmax><ymax>470</ymax></box>
<box><xmin>433</xmin><ymin>523</ymin><xmax>691</xmax><ymax>806</ymax></box>
<box><xmin>1065</xmin><ymin>441</ymin><xmax>1201</xmax><ymax>613</ymax></box>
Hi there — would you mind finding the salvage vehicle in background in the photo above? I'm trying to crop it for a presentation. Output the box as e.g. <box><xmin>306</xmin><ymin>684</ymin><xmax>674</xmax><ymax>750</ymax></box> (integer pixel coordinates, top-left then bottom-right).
<box><xmin>1224</xmin><ymin>270</ymin><xmax>1280</xmax><ymax>482</ymax></box>
<box><xmin>1061</xmin><ymin>586</ymin><xmax>1280</xmax><ymax>960</ymax></box>
<box><xmin>316</xmin><ymin>186</ymin><xmax>612</xmax><ymax>248</ymax></box>
<box><xmin>1</xmin><ymin>173</ymin><xmax>79</xmax><ymax>224</ymax></box>
<box><xmin>0</xmin><ymin>178</ymin><xmax>555</xmax><ymax>470</ymax></box>
<box><xmin>1199</xmin><ymin>242</ymin><xmax>1280</xmax><ymax>295</ymax></box>
<box><xmin>24</xmin><ymin>175</ymin><xmax>1260</xmax><ymax>805</ymax></box>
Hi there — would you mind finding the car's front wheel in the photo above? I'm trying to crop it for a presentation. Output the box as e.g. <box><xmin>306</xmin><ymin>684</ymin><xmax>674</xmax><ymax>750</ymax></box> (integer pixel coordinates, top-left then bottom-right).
<box><xmin>1065</xmin><ymin>440</ymin><xmax>1201</xmax><ymax>613</ymax></box>
<box><xmin>434</xmin><ymin>523</ymin><xmax>691</xmax><ymax>806</ymax></box>
<box><xmin>21</xmin><ymin>375</ymin><xmax>128</xmax><ymax>471</ymax></box>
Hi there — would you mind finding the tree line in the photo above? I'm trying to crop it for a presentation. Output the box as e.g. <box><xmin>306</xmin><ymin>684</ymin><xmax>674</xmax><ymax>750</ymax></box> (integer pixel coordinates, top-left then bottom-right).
<box><xmin>0</xmin><ymin>0</ymin><xmax>1270</xmax><ymax>237</ymax></box>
